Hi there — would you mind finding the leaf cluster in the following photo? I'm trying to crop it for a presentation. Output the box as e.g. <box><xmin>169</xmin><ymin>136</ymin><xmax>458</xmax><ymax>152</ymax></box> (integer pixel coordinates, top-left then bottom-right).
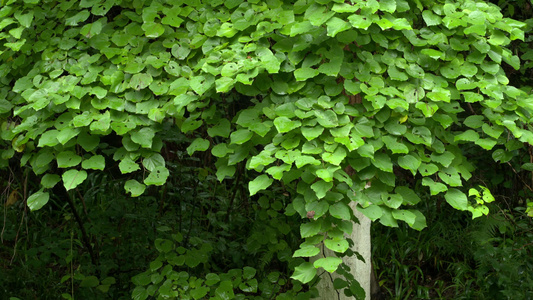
<box><xmin>1</xmin><ymin>0</ymin><xmax>532</xmax><ymax>295</ymax></box>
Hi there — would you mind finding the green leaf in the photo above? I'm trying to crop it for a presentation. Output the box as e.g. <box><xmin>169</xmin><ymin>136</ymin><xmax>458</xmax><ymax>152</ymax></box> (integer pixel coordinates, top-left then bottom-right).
<box><xmin>301</xmin><ymin>126</ymin><xmax>324</xmax><ymax>141</ymax></box>
<box><xmin>421</xmin><ymin>49</ymin><xmax>443</xmax><ymax>59</ymax></box>
<box><xmin>230</xmin><ymin>129</ymin><xmax>253</xmax><ymax>145</ymax></box>
<box><xmin>249</xmin><ymin>174</ymin><xmax>273</xmax><ymax>196</ymax></box>
<box><xmin>27</xmin><ymin>190</ymin><xmax>49</xmax><ymax>211</ymax></box>
<box><xmin>291</xmin><ymin>262</ymin><xmax>317</xmax><ymax>284</ymax></box>
<box><xmin>212</xmin><ymin>143</ymin><xmax>233</xmax><ymax>158</ymax></box>
<box><xmin>422</xmin><ymin>177</ymin><xmax>448</xmax><ymax>195</ymax></box>
<box><xmin>396</xmin><ymin>186</ymin><xmax>421</xmax><ymax>205</ymax></box>
<box><xmin>372</xmin><ymin>153</ymin><xmax>393</xmax><ymax>172</ymax></box>
<box><xmin>41</xmin><ymin>174</ymin><xmax>61</xmax><ymax>188</ymax></box>
<box><xmin>38</xmin><ymin>130</ymin><xmax>60</xmax><ymax>147</ymax></box>
<box><xmin>324</xmin><ymin>239</ymin><xmax>349</xmax><ymax>253</ymax></box>
<box><xmin>322</xmin><ymin>147</ymin><xmax>346</xmax><ymax>166</ymax></box>
<box><xmin>392</xmin><ymin>209</ymin><xmax>417</xmax><ymax>226</ymax></box>
<box><xmin>142</xmin><ymin>22</ymin><xmax>165</xmax><ymax>38</ymax></box>
<box><xmin>422</xmin><ymin>10</ymin><xmax>441</xmax><ymax>26</ymax></box>
<box><xmin>142</xmin><ymin>153</ymin><xmax>165</xmax><ymax>172</ymax></box>
<box><xmin>357</xmin><ymin>204</ymin><xmax>383</xmax><ymax>221</ymax></box>
<box><xmin>314</xmin><ymin>110</ymin><xmax>339</xmax><ymax>128</ymax></box>
<box><xmin>430</xmin><ymin>151</ymin><xmax>455</xmax><ymax>168</ymax></box>
<box><xmin>144</xmin><ymin>166</ymin><xmax>170</xmax><ymax>186</ymax></box>
<box><xmin>80</xmin><ymin>276</ymin><xmax>99</xmax><ymax>288</ymax></box>
<box><xmin>208</xmin><ymin>119</ymin><xmax>231</xmax><ymax>138</ymax></box>
<box><xmin>65</xmin><ymin>10</ymin><xmax>90</xmax><ymax>26</ymax></box>
<box><xmin>379</xmin><ymin>0</ymin><xmax>396</xmax><ymax>13</ymax></box>
<box><xmin>57</xmin><ymin>151</ymin><xmax>82</xmax><ymax>168</ymax></box>
<box><xmin>119</xmin><ymin>157</ymin><xmax>140</xmax><ymax>174</ymax></box>
<box><xmin>81</xmin><ymin>155</ymin><xmax>105</xmax><ymax>170</ymax></box>
<box><xmin>329</xmin><ymin>202</ymin><xmax>351</xmax><ymax>220</ymax></box>
<box><xmin>124</xmin><ymin>179</ymin><xmax>146</xmax><ymax>197</ymax></box>
<box><xmin>454</xmin><ymin>130</ymin><xmax>479</xmax><ymax>142</ymax></box>
<box><xmin>294</xmin><ymin>68</ymin><xmax>319</xmax><ymax>81</ymax></box>
<box><xmin>326</xmin><ymin>17</ymin><xmax>351</xmax><ymax>37</ymax></box>
<box><xmin>190</xmin><ymin>75</ymin><xmax>215</xmax><ymax>96</ymax></box>
<box><xmin>300</xmin><ymin>221</ymin><xmax>322</xmax><ymax>238</ymax></box>
<box><xmin>190</xmin><ymin>287</ymin><xmax>209</xmax><ymax>300</ymax></box>
<box><xmin>311</xmin><ymin>180</ymin><xmax>333</xmax><ymax>199</ymax></box>
<box><xmin>130</xmin><ymin>73</ymin><xmax>153</xmax><ymax>90</ymax></box>
<box><xmin>293</xmin><ymin>245</ymin><xmax>321</xmax><ymax>257</ymax></box>
<box><xmin>348</xmin><ymin>14</ymin><xmax>372</xmax><ymax>30</ymax></box>
<box><xmin>464</xmin><ymin>115</ymin><xmax>484</xmax><ymax>128</ymax></box>
<box><xmin>187</xmin><ymin>138</ymin><xmax>210</xmax><ymax>156</ymax></box>
<box><xmin>398</xmin><ymin>154</ymin><xmax>421</xmax><ymax>175</ymax></box>
<box><xmin>274</xmin><ymin>117</ymin><xmax>301</xmax><ymax>133</ymax></box>
<box><xmin>257</xmin><ymin>47</ymin><xmax>280</xmax><ymax>73</ymax></box>
<box><xmin>313</xmin><ymin>257</ymin><xmax>343</xmax><ymax>273</ymax></box>
<box><xmin>62</xmin><ymin>169</ymin><xmax>88</xmax><ymax>191</ymax></box>
<box><xmin>216</xmin><ymin>164</ymin><xmax>236</xmax><ymax>181</ymax></box>
<box><xmin>130</xmin><ymin>128</ymin><xmax>156</xmax><ymax>149</ymax></box>
<box><xmin>382</xmin><ymin>193</ymin><xmax>403</xmax><ymax>209</ymax></box>
<box><xmin>445</xmin><ymin>188</ymin><xmax>468</xmax><ymax>210</ymax></box>
<box><xmin>388</xmin><ymin>66</ymin><xmax>408</xmax><ymax>81</ymax></box>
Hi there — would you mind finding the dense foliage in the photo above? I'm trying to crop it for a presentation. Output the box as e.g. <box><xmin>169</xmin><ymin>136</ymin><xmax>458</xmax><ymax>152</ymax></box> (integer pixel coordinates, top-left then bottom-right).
<box><xmin>1</xmin><ymin>0</ymin><xmax>533</xmax><ymax>298</ymax></box>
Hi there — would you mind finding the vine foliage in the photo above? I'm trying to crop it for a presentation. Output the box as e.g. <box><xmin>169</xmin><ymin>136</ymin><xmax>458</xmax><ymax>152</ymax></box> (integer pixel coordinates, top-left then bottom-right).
<box><xmin>0</xmin><ymin>0</ymin><xmax>531</xmax><ymax>298</ymax></box>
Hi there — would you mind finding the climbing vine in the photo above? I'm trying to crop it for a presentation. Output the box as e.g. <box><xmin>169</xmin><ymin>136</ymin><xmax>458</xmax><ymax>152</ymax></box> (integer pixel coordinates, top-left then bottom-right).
<box><xmin>1</xmin><ymin>0</ymin><xmax>531</xmax><ymax>298</ymax></box>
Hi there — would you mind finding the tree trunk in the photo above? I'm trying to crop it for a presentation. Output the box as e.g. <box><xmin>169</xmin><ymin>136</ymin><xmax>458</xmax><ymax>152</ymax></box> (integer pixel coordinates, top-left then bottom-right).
<box><xmin>313</xmin><ymin>202</ymin><xmax>372</xmax><ymax>300</ymax></box>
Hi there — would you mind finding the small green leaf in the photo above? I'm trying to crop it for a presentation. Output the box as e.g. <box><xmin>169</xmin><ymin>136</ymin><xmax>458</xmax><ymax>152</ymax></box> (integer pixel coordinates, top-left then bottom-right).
<box><xmin>190</xmin><ymin>287</ymin><xmax>209</xmax><ymax>300</ymax></box>
<box><xmin>130</xmin><ymin>73</ymin><xmax>153</xmax><ymax>90</ymax></box>
<box><xmin>80</xmin><ymin>276</ymin><xmax>99</xmax><ymax>288</ymax></box>
<box><xmin>81</xmin><ymin>155</ymin><xmax>105</xmax><ymax>170</ymax></box>
<box><xmin>311</xmin><ymin>180</ymin><xmax>333</xmax><ymax>199</ymax></box>
<box><xmin>187</xmin><ymin>138</ymin><xmax>210</xmax><ymax>156</ymax></box>
<box><xmin>57</xmin><ymin>151</ymin><xmax>82</xmax><ymax>168</ymax></box>
<box><xmin>208</xmin><ymin>119</ymin><xmax>231</xmax><ymax>138</ymax></box>
<box><xmin>27</xmin><ymin>190</ymin><xmax>49</xmax><ymax>211</ymax></box>
<box><xmin>62</xmin><ymin>169</ymin><xmax>88</xmax><ymax>191</ymax></box>
<box><xmin>300</xmin><ymin>221</ymin><xmax>322</xmax><ymax>238</ymax></box>
<box><xmin>249</xmin><ymin>174</ymin><xmax>273</xmax><ymax>196</ymax></box>
<box><xmin>119</xmin><ymin>157</ymin><xmax>140</xmax><ymax>174</ymax></box>
<box><xmin>324</xmin><ymin>239</ymin><xmax>349</xmax><ymax>253</ymax></box>
<box><xmin>142</xmin><ymin>153</ymin><xmax>166</xmax><ymax>172</ymax></box>
<box><xmin>291</xmin><ymin>262</ymin><xmax>317</xmax><ymax>284</ymax></box>
<box><xmin>329</xmin><ymin>202</ymin><xmax>351</xmax><ymax>220</ymax></box>
<box><xmin>322</xmin><ymin>147</ymin><xmax>346</xmax><ymax>166</ymax></box>
<box><xmin>144</xmin><ymin>166</ymin><xmax>170</xmax><ymax>186</ymax></box>
<box><xmin>392</xmin><ymin>209</ymin><xmax>417</xmax><ymax>226</ymax></box>
<box><xmin>445</xmin><ymin>188</ymin><xmax>468</xmax><ymax>210</ymax></box>
<box><xmin>422</xmin><ymin>177</ymin><xmax>448</xmax><ymax>195</ymax></box>
<box><xmin>294</xmin><ymin>68</ymin><xmax>319</xmax><ymax>81</ymax></box>
<box><xmin>373</xmin><ymin>153</ymin><xmax>393</xmax><ymax>172</ymax></box>
<box><xmin>130</xmin><ymin>128</ymin><xmax>156</xmax><ymax>149</ymax></box>
<box><xmin>230</xmin><ymin>129</ymin><xmax>253</xmax><ymax>145</ymax></box>
<box><xmin>398</xmin><ymin>154</ymin><xmax>421</xmax><ymax>175</ymax></box>
<box><xmin>313</xmin><ymin>257</ymin><xmax>343</xmax><ymax>273</ymax></box>
<box><xmin>314</xmin><ymin>110</ymin><xmax>339</xmax><ymax>128</ymax></box>
<box><xmin>124</xmin><ymin>179</ymin><xmax>146</xmax><ymax>197</ymax></box>
<box><xmin>357</xmin><ymin>204</ymin><xmax>383</xmax><ymax>221</ymax></box>
<box><xmin>274</xmin><ymin>117</ymin><xmax>301</xmax><ymax>133</ymax></box>
<box><xmin>41</xmin><ymin>174</ymin><xmax>61</xmax><ymax>188</ymax></box>
<box><xmin>293</xmin><ymin>245</ymin><xmax>321</xmax><ymax>257</ymax></box>
<box><xmin>142</xmin><ymin>22</ymin><xmax>165</xmax><ymax>38</ymax></box>
<box><xmin>301</xmin><ymin>126</ymin><xmax>324</xmax><ymax>141</ymax></box>
<box><xmin>422</xmin><ymin>10</ymin><xmax>441</xmax><ymax>26</ymax></box>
